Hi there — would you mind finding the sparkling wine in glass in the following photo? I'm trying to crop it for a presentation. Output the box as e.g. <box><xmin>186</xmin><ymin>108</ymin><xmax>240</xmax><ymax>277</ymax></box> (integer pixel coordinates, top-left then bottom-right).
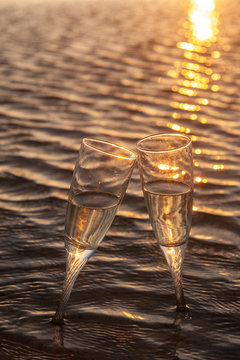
<box><xmin>52</xmin><ymin>138</ymin><xmax>136</xmax><ymax>324</ymax></box>
<box><xmin>136</xmin><ymin>133</ymin><xmax>193</xmax><ymax>311</ymax></box>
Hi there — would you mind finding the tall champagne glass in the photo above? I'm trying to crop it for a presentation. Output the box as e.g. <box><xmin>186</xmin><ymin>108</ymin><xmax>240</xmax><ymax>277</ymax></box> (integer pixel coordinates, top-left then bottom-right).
<box><xmin>136</xmin><ymin>133</ymin><xmax>193</xmax><ymax>311</ymax></box>
<box><xmin>52</xmin><ymin>138</ymin><xmax>136</xmax><ymax>324</ymax></box>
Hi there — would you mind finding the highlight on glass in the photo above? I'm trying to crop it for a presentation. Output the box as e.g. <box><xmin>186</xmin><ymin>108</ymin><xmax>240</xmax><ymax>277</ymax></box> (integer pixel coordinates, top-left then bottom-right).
<box><xmin>136</xmin><ymin>133</ymin><xmax>193</xmax><ymax>311</ymax></box>
<box><xmin>52</xmin><ymin>138</ymin><xmax>136</xmax><ymax>324</ymax></box>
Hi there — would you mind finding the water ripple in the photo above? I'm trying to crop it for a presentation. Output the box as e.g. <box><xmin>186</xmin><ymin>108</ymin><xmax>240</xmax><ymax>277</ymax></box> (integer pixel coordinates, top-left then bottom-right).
<box><xmin>0</xmin><ymin>0</ymin><xmax>239</xmax><ymax>359</ymax></box>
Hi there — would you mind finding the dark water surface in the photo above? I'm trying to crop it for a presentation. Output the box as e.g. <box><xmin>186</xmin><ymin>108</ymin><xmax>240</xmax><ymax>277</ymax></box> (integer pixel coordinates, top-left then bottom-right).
<box><xmin>0</xmin><ymin>0</ymin><xmax>239</xmax><ymax>359</ymax></box>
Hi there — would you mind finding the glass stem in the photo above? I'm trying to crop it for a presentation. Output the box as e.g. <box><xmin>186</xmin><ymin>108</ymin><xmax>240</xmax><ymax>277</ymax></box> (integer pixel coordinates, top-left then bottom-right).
<box><xmin>160</xmin><ymin>243</ymin><xmax>187</xmax><ymax>311</ymax></box>
<box><xmin>171</xmin><ymin>270</ymin><xmax>186</xmax><ymax>311</ymax></box>
<box><xmin>52</xmin><ymin>268</ymin><xmax>81</xmax><ymax>324</ymax></box>
<box><xmin>52</xmin><ymin>246</ymin><xmax>94</xmax><ymax>324</ymax></box>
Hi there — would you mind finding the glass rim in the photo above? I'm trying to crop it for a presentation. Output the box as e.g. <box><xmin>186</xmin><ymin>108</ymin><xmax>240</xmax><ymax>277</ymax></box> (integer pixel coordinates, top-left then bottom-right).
<box><xmin>136</xmin><ymin>133</ymin><xmax>192</xmax><ymax>154</ymax></box>
<box><xmin>83</xmin><ymin>138</ymin><xmax>136</xmax><ymax>160</ymax></box>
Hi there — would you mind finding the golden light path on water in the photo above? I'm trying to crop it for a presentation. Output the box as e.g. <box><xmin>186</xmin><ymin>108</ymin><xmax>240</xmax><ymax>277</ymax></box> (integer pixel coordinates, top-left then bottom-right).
<box><xmin>166</xmin><ymin>0</ymin><xmax>225</xmax><ymax>196</ymax></box>
<box><xmin>189</xmin><ymin>0</ymin><xmax>218</xmax><ymax>41</ymax></box>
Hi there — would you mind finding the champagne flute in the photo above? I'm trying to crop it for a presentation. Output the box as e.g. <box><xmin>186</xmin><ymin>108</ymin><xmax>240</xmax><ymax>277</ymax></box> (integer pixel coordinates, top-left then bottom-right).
<box><xmin>52</xmin><ymin>138</ymin><xmax>136</xmax><ymax>324</ymax></box>
<box><xmin>136</xmin><ymin>133</ymin><xmax>193</xmax><ymax>311</ymax></box>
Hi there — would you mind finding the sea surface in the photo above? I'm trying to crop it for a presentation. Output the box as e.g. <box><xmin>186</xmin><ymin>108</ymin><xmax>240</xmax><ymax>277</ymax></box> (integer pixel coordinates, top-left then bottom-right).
<box><xmin>0</xmin><ymin>0</ymin><xmax>239</xmax><ymax>359</ymax></box>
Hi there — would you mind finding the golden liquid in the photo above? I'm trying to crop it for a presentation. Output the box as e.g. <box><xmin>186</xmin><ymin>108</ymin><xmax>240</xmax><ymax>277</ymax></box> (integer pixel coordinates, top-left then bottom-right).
<box><xmin>65</xmin><ymin>191</ymin><xmax>120</xmax><ymax>249</ymax></box>
<box><xmin>144</xmin><ymin>181</ymin><xmax>193</xmax><ymax>246</ymax></box>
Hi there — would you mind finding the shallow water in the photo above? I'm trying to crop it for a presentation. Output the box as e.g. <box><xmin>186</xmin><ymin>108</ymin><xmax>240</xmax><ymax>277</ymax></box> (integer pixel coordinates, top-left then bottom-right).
<box><xmin>0</xmin><ymin>0</ymin><xmax>239</xmax><ymax>359</ymax></box>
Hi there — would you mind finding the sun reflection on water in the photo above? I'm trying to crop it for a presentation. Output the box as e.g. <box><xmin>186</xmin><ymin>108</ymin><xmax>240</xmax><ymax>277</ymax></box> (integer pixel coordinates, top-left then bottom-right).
<box><xmin>189</xmin><ymin>0</ymin><xmax>218</xmax><ymax>42</ymax></box>
<box><xmin>167</xmin><ymin>0</ymin><xmax>224</xmax><ymax>190</ymax></box>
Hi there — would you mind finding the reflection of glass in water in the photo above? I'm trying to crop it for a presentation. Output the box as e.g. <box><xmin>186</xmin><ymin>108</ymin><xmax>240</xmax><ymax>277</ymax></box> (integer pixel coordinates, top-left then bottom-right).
<box><xmin>144</xmin><ymin>181</ymin><xmax>193</xmax><ymax>247</ymax></box>
<box><xmin>65</xmin><ymin>191</ymin><xmax>120</xmax><ymax>249</ymax></box>
<box><xmin>53</xmin><ymin>323</ymin><xmax>64</xmax><ymax>346</ymax></box>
